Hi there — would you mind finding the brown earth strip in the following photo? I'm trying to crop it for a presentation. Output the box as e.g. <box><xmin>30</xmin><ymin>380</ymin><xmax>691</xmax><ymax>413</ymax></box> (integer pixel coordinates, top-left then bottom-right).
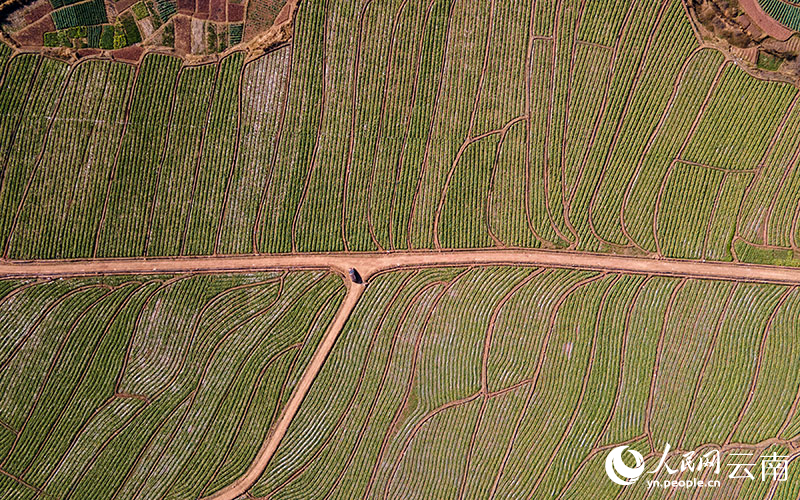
<box><xmin>23</xmin><ymin>1</ymin><xmax>52</xmax><ymax>24</ymax></box>
<box><xmin>9</xmin><ymin>15</ymin><xmax>54</xmax><ymax>48</ymax></box>
<box><xmin>210</xmin><ymin>0</ymin><xmax>226</xmax><ymax>22</ymax></box>
<box><xmin>7</xmin><ymin>248</ymin><xmax>800</xmax><ymax>285</ymax></box>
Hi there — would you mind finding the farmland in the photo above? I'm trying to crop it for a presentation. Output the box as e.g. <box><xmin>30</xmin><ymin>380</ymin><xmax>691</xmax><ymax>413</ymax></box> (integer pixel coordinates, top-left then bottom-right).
<box><xmin>759</xmin><ymin>0</ymin><xmax>800</xmax><ymax>32</ymax></box>
<box><xmin>0</xmin><ymin>270</ymin><xmax>345</xmax><ymax>498</ymax></box>
<box><xmin>1</xmin><ymin>0</ymin><xmax>800</xmax><ymax>498</ymax></box>
<box><xmin>1</xmin><ymin>261</ymin><xmax>800</xmax><ymax>498</ymax></box>
<box><xmin>1</xmin><ymin>0</ymin><xmax>289</xmax><ymax>57</ymax></box>
<box><xmin>249</xmin><ymin>266</ymin><xmax>800</xmax><ymax>499</ymax></box>
<box><xmin>0</xmin><ymin>0</ymin><xmax>798</xmax><ymax>263</ymax></box>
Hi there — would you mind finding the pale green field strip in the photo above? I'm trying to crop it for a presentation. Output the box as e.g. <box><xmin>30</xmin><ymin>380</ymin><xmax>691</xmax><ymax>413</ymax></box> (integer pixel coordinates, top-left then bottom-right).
<box><xmin>0</xmin><ymin>271</ymin><xmax>345</xmax><ymax>499</ymax></box>
<box><xmin>0</xmin><ymin>0</ymin><xmax>799</xmax><ymax>265</ymax></box>
<box><xmin>251</xmin><ymin>267</ymin><xmax>800</xmax><ymax>500</ymax></box>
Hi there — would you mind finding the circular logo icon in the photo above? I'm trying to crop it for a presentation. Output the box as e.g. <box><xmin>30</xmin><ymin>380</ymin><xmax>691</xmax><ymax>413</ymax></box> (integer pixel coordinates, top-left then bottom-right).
<box><xmin>605</xmin><ymin>446</ymin><xmax>645</xmax><ymax>486</ymax></box>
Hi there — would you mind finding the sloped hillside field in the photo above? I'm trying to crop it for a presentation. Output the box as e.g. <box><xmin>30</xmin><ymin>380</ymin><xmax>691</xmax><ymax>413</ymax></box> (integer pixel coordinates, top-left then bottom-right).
<box><xmin>0</xmin><ymin>0</ymin><xmax>799</xmax><ymax>263</ymax></box>
<box><xmin>256</xmin><ymin>267</ymin><xmax>800</xmax><ymax>500</ymax></box>
<box><xmin>0</xmin><ymin>271</ymin><xmax>344</xmax><ymax>498</ymax></box>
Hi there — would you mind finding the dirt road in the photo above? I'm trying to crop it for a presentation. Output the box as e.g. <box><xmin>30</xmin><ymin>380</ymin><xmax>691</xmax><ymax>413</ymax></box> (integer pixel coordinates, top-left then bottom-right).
<box><xmin>2</xmin><ymin>248</ymin><xmax>800</xmax><ymax>284</ymax></box>
<box><xmin>4</xmin><ymin>248</ymin><xmax>800</xmax><ymax>500</ymax></box>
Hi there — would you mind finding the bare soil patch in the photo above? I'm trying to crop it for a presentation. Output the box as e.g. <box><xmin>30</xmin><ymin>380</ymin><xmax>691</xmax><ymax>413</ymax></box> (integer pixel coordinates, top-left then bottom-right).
<box><xmin>209</xmin><ymin>0</ymin><xmax>225</xmax><ymax>22</ymax></box>
<box><xmin>115</xmin><ymin>0</ymin><xmax>139</xmax><ymax>14</ymax></box>
<box><xmin>686</xmin><ymin>0</ymin><xmax>800</xmax><ymax>85</ymax></box>
<box><xmin>177</xmin><ymin>0</ymin><xmax>193</xmax><ymax>14</ymax></box>
<box><xmin>194</xmin><ymin>0</ymin><xmax>209</xmax><ymax>19</ymax></box>
<box><xmin>274</xmin><ymin>0</ymin><xmax>291</xmax><ymax>24</ymax></box>
<box><xmin>9</xmin><ymin>14</ymin><xmax>53</xmax><ymax>47</ymax></box>
<box><xmin>23</xmin><ymin>1</ymin><xmax>51</xmax><ymax>24</ymax></box>
<box><xmin>111</xmin><ymin>45</ymin><xmax>144</xmax><ymax>62</ymax></box>
<box><xmin>138</xmin><ymin>16</ymin><xmax>154</xmax><ymax>39</ymax></box>
<box><xmin>174</xmin><ymin>14</ymin><xmax>191</xmax><ymax>53</ymax></box>
<box><xmin>76</xmin><ymin>47</ymin><xmax>102</xmax><ymax>57</ymax></box>
<box><xmin>190</xmin><ymin>16</ymin><xmax>204</xmax><ymax>53</ymax></box>
<box><xmin>1</xmin><ymin>0</ymin><xmax>50</xmax><ymax>32</ymax></box>
<box><xmin>227</xmin><ymin>2</ymin><xmax>242</xmax><ymax>22</ymax></box>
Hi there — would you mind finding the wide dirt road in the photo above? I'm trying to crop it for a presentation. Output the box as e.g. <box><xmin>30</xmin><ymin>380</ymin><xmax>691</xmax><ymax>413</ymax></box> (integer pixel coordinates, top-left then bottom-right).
<box><xmin>2</xmin><ymin>248</ymin><xmax>800</xmax><ymax>284</ymax></box>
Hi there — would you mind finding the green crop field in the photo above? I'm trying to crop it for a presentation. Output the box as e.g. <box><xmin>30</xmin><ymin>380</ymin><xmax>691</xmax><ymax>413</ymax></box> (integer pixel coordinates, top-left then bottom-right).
<box><xmin>2</xmin><ymin>267</ymin><xmax>799</xmax><ymax>498</ymax></box>
<box><xmin>0</xmin><ymin>271</ymin><xmax>344</xmax><ymax>498</ymax></box>
<box><xmin>759</xmin><ymin>0</ymin><xmax>800</xmax><ymax>31</ymax></box>
<box><xmin>251</xmin><ymin>267</ymin><xmax>800</xmax><ymax>499</ymax></box>
<box><xmin>0</xmin><ymin>0</ymin><xmax>798</xmax><ymax>264</ymax></box>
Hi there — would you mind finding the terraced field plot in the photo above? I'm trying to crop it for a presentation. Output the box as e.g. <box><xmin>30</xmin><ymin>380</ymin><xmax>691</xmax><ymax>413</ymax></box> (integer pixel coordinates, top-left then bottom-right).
<box><xmin>2</xmin><ymin>263</ymin><xmax>800</xmax><ymax>498</ymax></box>
<box><xmin>256</xmin><ymin>266</ymin><xmax>800</xmax><ymax>500</ymax></box>
<box><xmin>758</xmin><ymin>0</ymin><xmax>800</xmax><ymax>32</ymax></box>
<box><xmin>0</xmin><ymin>271</ymin><xmax>345</xmax><ymax>499</ymax></box>
<box><xmin>0</xmin><ymin>0</ymin><xmax>799</xmax><ymax>263</ymax></box>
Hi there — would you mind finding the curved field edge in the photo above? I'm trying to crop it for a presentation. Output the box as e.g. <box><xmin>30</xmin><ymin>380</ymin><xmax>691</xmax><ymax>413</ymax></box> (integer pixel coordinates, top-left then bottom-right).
<box><xmin>0</xmin><ymin>270</ymin><xmax>346</xmax><ymax>499</ymax></box>
<box><xmin>249</xmin><ymin>265</ymin><xmax>800</xmax><ymax>499</ymax></box>
<box><xmin>0</xmin><ymin>0</ymin><xmax>800</xmax><ymax>265</ymax></box>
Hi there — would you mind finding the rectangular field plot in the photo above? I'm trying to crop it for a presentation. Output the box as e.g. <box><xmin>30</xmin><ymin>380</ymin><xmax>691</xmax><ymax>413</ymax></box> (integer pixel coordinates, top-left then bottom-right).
<box><xmin>250</xmin><ymin>266</ymin><xmax>800</xmax><ymax>499</ymax></box>
<box><xmin>0</xmin><ymin>271</ymin><xmax>344</xmax><ymax>498</ymax></box>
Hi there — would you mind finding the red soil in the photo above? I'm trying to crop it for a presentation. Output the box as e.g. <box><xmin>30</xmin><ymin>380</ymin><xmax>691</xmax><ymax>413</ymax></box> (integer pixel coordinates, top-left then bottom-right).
<box><xmin>739</xmin><ymin>0</ymin><xmax>795</xmax><ymax>41</ymax></box>
<box><xmin>10</xmin><ymin>15</ymin><xmax>54</xmax><ymax>47</ymax></box>
<box><xmin>115</xmin><ymin>0</ymin><xmax>138</xmax><ymax>13</ymax></box>
<box><xmin>111</xmin><ymin>45</ymin><xmax>145</xmax><ymax>62</ymax></box>
<box><xmin>174</xmin><ymin>15</ymin><xmax>192</xmax><ymax>53</ymax></box>
<box><xmin>76</xmin><ymin>48</ymin><xmax>103</xmax><ymax>58</ymax></box>
<box><xmin>195</xmin><ymin>0</ymin><xmax>210</xmax><ymax>18</ymax></box>
<box><xmin>23</xmin><ymin>2</ymin><xmax>52</xmax><ymax>24</ymax></box>
<box><xmin>209</xmin><ymin>0</ymin><xmax>225</xmax><ymax>22</ymax></box>
<box><xmin>177</xmin><ymin>0</ymin><xmax>194</xmax><ymax>15</ymax></box>
<box><xmin>227</xmin><ymin>2</ymin><xmax>243</xmax><ymax>22</ymax></box>
<box><xmin>274</xmin><ymin>0</ymin><xmax>291</xmax><ymax>24</ymax></box>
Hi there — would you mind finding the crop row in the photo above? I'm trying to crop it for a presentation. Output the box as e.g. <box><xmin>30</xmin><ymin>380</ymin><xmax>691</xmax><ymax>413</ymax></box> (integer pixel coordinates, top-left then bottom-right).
<box><xmin>50</xmin><ymin>0</ymin><xmax>108</xmax><ymax>30</ymax></box>
<box><xmin>252</xmin><ymin>267</ymin><xmax>800</xmax><ymax>499</ymax></box>
<box><xmin>759</xmin><ymin>0</ymin><xmax>800</xmax><ymax>31</ymax></box>
<box><xmin>0</xmin><ymin>271</ymin><xmax>344</xmax><ymax>498</ymax></box>
<box><xmin>11</xmin><ymin>60</ymin><xmax>134</xmax><ymax>259</ymax></box>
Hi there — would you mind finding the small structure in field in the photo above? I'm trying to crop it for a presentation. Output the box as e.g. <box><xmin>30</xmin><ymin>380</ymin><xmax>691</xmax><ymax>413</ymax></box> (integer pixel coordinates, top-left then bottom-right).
<box><xmin>348</xmin><ymin>268</ymin><xmax>363</xmax><ymax>284</ymax></box>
